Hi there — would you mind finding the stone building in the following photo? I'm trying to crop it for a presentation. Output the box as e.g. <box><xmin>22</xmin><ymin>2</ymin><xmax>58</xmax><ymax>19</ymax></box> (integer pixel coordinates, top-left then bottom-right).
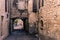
<box><xmin>1</xmin><ymin>0</ymin><xmax>60</xmax><ymax>40</ymax></box>
<box><xmin>0</xmin><ymin>0</ymin><xmax>39</xmax><ymax>40</ymax></box>
<box><xmin>38</xmin><ymin>0</ymin><xmax>60</xmax><ymax>40</ymax></box>
<box><xmin>0</xmin><ymin>0</ymin><xmax>10</xmax><ymax>40</ymax></box>
<box><xmin>8</xmin><ymin>0</ymin><xmax>38</xmax><ymax>34</ymax></box>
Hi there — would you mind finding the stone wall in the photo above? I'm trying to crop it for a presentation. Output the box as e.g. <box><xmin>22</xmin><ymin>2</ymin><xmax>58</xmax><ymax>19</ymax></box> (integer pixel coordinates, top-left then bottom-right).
<box><xmin>39</xmin><ymin>0</ymin><xmax>60</xmax><ymax>40</ymax></box>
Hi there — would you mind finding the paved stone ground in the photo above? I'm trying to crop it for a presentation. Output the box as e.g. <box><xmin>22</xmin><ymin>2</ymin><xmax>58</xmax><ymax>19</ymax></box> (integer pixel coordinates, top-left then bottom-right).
<box><xmin>4</xmin><ymin>31</ymin><xmax>38</xmax><ymax>40</ymax></box>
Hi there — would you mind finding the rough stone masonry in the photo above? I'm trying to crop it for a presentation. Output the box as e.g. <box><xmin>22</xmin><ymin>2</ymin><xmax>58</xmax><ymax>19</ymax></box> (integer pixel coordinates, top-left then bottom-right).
<box><xmin>39</xmin><ymin>0</ymin><xmax>60</xmax><ymax>40</ymax></box>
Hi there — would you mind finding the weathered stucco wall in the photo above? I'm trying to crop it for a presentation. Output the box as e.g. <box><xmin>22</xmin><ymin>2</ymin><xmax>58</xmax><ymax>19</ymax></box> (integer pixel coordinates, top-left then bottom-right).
<box><xmin>39</xmin><ymin>0</ymin><xmax>60</xmax><ymax>40</ymax></box>
<box><xmin>28</xmin><ymin>0</ymin><xmax>33</xmax><ymax>13</ymax></box>
<box><xmin>29</xmin><ymin>12</ymin><xmax>37</xmax><ymax>24</ymax></box>
<box><xmin>0</xmin><ymin>0</ymin><xmax>9</xmax><ymax>40</ymax></box>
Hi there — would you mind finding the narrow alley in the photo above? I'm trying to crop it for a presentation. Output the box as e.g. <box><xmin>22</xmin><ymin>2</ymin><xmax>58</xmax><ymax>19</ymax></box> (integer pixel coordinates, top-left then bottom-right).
<box><xmin>1</xmin><ymin>0</ymin><xmax>60</xmax><ymax>40</ymax></box>
<box><xmin>5</xmin><ymin>30</ymin><xmax>38</xmax><ymax>40</ymax></box>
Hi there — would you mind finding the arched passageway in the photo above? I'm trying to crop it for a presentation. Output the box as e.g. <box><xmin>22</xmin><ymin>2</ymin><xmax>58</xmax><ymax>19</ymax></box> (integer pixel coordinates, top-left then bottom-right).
<box><xmin>9</xmin><ymin>17</ymin><xmax>29</xmax><ymax>34</ymax></box>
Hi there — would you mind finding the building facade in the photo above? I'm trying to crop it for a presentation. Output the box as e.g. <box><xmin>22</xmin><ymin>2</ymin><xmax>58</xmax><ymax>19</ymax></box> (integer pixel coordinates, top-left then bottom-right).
<box><xmin>0</xmin><ymin>0</ymin><xmax>10</xmax><ymax>40</ymax></box>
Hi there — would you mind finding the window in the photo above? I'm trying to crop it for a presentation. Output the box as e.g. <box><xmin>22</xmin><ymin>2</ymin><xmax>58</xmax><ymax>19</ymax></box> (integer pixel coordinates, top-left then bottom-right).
<box><xmin>5</xmin><ymin>0</ymin><xmax>7</xmax><ymax>12</ymax></box>
<box><xmin>42</xmin><ymin>0</ymin><xmax>44</xmax><ymax>6</ymax></box>
<box><xmin>33</xmin><ymin>0</ymin><xmax>37</xmax><ymax>13</ymax></box>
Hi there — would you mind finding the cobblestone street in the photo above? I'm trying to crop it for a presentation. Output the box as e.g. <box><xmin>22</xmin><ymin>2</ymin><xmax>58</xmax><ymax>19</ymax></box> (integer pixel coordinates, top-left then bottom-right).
<box><xmin>4</xmin><ymin>31</ymin><xmax>38</xmax><ymax>40</ymax></box>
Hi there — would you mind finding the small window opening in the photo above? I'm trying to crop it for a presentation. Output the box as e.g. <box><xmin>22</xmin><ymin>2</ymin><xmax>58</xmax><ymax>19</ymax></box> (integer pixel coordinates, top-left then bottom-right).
<box><xmin>33</xmin><ymin>0</ymin><xmax>37</xmax><ymax>13</ymax></box>
<box><xmin>42</xmin><ymin>0</ymin><xmax>44</xmax><ymax>6</ymax></box>
<box><xmin>5</xmin><ymin>0</ymin><xmax>7</xmax><ymax>12</ymax></box>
